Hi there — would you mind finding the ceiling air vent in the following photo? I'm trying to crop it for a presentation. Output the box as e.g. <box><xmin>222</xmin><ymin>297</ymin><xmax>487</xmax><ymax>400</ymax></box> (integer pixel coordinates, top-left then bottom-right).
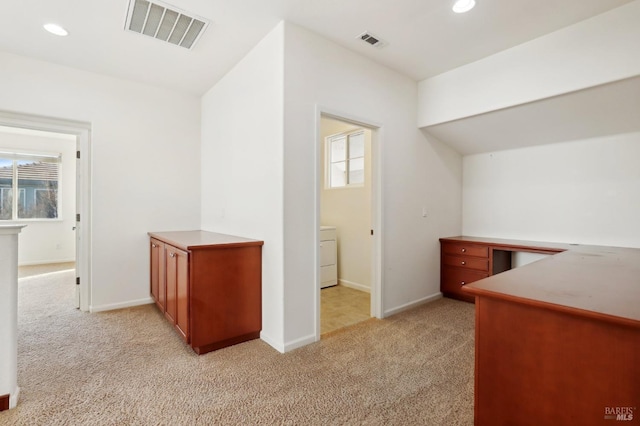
<box><xmin>125</xmin><ymin>0</ymin><xmax>209</xmax><ymax>49</ymax></box>
<box><xmin>356</xmin><ymin>31</ymin><xmax>386</xmax><ymax>49</ymax></box>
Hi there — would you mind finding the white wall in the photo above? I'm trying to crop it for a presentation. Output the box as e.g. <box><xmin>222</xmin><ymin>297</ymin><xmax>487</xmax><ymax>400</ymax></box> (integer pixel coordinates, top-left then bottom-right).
<box><xmin>0</xmin><ymin>51</ymin><xmax>201</xmax><ymax>311</ymax></box>
<box><xmin>320</xmin><ymin>119</ymin><xmax>372</xmax><ymax>291</ymax></box>
<box><xmin>200</xmin><ymin>23</ymin><xmax>285</xmax><ymax>349</ymax></box>
<box><xmin>418</xmin><ymin>0</ymin><xmax>640</xmax><ymax>127</ymax></box>
<box><xmin>283</xmin><ymin>22</ymin><xmax>462</xmax><ymax>348</ymax></box>
<box><xmin>0</xmin><ymin>129</ymin><xmax>76</xmax><ymax>265</ymax></box>
<box><xmin>463</xmin><ymin>133</ymin><xmax>640</xmax><ymax>248</ymax></box>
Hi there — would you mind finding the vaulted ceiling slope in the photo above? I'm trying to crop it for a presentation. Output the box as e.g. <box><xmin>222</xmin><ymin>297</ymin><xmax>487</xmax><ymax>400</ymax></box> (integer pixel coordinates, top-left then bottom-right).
<box><xmin>424</xmin><ymin>76</ymin><xmax>640</xmax><ymax>155</ymax></box>
<box><xmin>419</xmin><ymin>0</ymin><xmax>640</xmax><ymax>154</ymax></box>
<box><xmin>0</xmin><ymin>0</ymin><xmax>632</xmax><ymax>95</ymax></box>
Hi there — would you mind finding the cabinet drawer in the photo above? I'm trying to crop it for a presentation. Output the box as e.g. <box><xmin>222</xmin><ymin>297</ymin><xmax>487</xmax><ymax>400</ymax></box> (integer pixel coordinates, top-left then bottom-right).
<box><xmin>442</xmin><ymin>243</ymin><xmax>488</xmax><ymax>258</ymax></box>
<box><xmin>320</xmin><ymin>228</ymin><xmax>337</xmax><ymax>241</ymax></box>
<box><xmin>441</xmin><ymin>267</ymin><xmax>488</xmax><ymax>294</ymax></box>
<box><xmin>321</xmin><ymin>264</ymin><xmax>337</xmax><ymax>286</ymax></box>
<box><xmin>320</xmin><ymin>239</ymin><xmax>336</xmax><ymax>266</ymax></box>
<box><xmin>443</xmin><ymin>254</ymin><xmax>489</xmax><ymax>272</ymax></box>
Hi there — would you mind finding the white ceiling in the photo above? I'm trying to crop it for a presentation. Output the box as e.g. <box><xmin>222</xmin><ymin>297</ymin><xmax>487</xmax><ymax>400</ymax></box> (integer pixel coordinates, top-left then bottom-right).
<box><xmin>0</xmin><ymin>0</ymin><xmax>632</xmax><ymax>96</ymax></box>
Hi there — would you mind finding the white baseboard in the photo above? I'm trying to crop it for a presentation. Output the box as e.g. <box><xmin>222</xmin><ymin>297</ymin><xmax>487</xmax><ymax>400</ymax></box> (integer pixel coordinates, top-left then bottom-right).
<box><xmin>260</xmin><ymin>332</ymin><xmax>285</xmax><ymax>353</ymax></box>
<box><xmin>260</xmin><ymin>331</ymin><xmax>316</xmax><ymax>354</ymax></box>
<box><xmin>338</xmin><ymin>279</ymin><xmax>371</xmax><ymax>293</ymax></box>
<box><xmin>283</xmin><ymin>333</ymin><xmax>317</xmax><ymax>353</ymax></box>
<box><xmin>18</xmin><ymin>258</ymin><xmax>75</xmax><ymax>267</ymax></box>
<box><xmin>383</xmin><ymin>292</ymin><xmax>443</xmax><ymax>317</ymax></box>
<box><xmin>10</xmin><ymin>386</ymin><xmax>20</xmax><ymax>409</ymax></box>
<box><xmin>90</xmin><ymin>297</ymin><xmax>154</xmax><ymax>313</ymax></box>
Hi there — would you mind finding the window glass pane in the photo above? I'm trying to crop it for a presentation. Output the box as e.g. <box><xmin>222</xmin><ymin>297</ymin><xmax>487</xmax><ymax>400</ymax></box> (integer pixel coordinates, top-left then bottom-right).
<box><xmin>349</xmin><ymin>157</ymin><xmax>365</xmax><ymax>184</ymax></box>
<box><xmin>330</xmin><ymin>161</ymin><xmax>346</xmax><ymax>187</ymax></box>
<box><xmin>17</xmin><ymin>160</ymin><xmax>59</xmax><ymax>219</ymax></box>
<box><xmin>330</xmin><ymin>137</ymin><xmax>346</xmax><ymax>162</ymax></box>
<box><xmin>349</xmin><ymin>133</ymin><xmax>365</xmax><ymax>159</ymax></box>
<box><xmin>0</xmin><ymin>158</ymin><xmax>12</xmax><ymax>220</ymax></box>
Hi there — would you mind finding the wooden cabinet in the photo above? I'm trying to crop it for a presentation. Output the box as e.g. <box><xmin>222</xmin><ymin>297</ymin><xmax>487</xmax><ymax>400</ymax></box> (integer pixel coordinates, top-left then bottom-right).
<box><xmin>464</xmin><ymin>245</ymin><xmax>640</xmax><ymax>425</ymax></box>
<box><xmin>149</xmin><ymin>238</ymin><xmax>165</xmax><ymax>310</ymax></box>
<box><xmin>148</xmin><ymin>230</ymin><xmax>263</xmax><ymax>355</ymax></box>
<box><xmin>164</xmin><ymin>245</ymin><xmax>188</xmax><ymax>340</ymax></box>
<box><xmin>440</xmin><ymin>240</ymin><xmax>490</xmax><ymax>303</ymax></box>
<box><xmin>440</xmin><ymin>236</ymin><xmax>566</xmax><ymax>303</ymax></box>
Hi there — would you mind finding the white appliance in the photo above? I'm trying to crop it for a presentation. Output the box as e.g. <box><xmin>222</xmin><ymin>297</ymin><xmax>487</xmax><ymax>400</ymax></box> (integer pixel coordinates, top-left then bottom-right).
<box><xmin>320</xmin><ymin>226</ymin><xmax>337</xmax><ymax>288</ymax></box>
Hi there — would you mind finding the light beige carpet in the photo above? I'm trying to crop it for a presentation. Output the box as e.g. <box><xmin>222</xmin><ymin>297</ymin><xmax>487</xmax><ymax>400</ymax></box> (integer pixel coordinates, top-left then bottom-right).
<box><xmin>2</xmin><ymin>270</ymin><xmax>475</xmax><ymax>425</ymax></box>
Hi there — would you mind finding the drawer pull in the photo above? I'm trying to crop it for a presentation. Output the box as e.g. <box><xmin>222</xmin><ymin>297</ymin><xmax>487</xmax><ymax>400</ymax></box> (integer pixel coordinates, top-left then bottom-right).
<box><xmin>461</xmin><ymin>248</ymin><xmax>466</xmax><ymax>253</ymax></box>
<box><xmin>461</xmin><ymin>261</ymin><xmax>466</xmax><ymax>265</ymax></box>
<box><xmin>461</xmin><ymin>281</ymin><xmax>466</xmax><ymax>285</ymax></box>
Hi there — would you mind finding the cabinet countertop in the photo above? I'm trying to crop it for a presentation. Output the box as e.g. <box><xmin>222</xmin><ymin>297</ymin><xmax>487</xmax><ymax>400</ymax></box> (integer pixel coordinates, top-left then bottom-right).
<box><xmin>148</xmin><ymin>230</ymin><xmax>264</xmax><ymax>251</ymax></box>
<box><xmin>462</xmin><ymin>241</ymin><xmax>640</xmax><ymax>327</ymax></box>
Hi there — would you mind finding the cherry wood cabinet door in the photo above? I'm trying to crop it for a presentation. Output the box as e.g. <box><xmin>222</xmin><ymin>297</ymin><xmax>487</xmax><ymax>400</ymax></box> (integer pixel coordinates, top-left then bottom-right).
<box><xmin>164</xmin><ymin>245</ymin><xmax>189</xmax><ymax>341</ymax></box>
<box><xmin>174</xmin><ymin>248</ymin><xmax>189</xmax><ymax>340</ymax></box>
<box><xmin>164</xmin><ymin>247</ymin><xmax>178</xmax><ymax>325</ymax></box>
<box><xmin>150</xmin><ymin>239</ymin><xmax>165</xmax><ymax>310</ymax></box>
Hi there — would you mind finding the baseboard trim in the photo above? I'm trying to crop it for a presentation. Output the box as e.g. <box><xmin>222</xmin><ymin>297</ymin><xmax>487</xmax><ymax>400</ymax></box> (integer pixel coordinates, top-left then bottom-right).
<box><xmin>383</xmin><ymin>292</ymin><xmax>443</xmax><ymax>317</ymax></box>
<box><xmin>18</xmin><ymin>259</ymin><xmax>75</xmax><ymax>267</ymax></box>
<box><xmin>0</xmin><ymin>394</ymin><xmax>9</xmax><ymax>411</ymax></box>
<box><xmin>260</xmin><ymin>331</ymin><xmax>318</xmax><ymax>353</ymax></box>
<box><xmin>90</xmin><ymin>297</ymin><xmax>154</xmax><ymax>313</ymax></box>
<box><xmin>260</xmin><ymin>332</ymin><xmax>285</xmax><ymax>353</ymax></box>
<box><xmin>338</xmin><ymin>279</ymin><xmax>371</xmax><ymax>293</ymax></box>
<box><xmin>283</xmin><ymin>334</ymin><xmax>317</xmax><ymax>353</ymax></box>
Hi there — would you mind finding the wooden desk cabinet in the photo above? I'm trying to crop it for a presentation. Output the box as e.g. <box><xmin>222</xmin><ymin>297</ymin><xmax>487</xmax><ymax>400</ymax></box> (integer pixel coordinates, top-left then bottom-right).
<box><xmin>463</xmin><ymin>244</ymin><xmax>640</xmax><ymax>425</ymax></box>
<box><xmin>148</xmin><ymin>230</ymin><xmax>263</xmax><ymax>355</ymax></box>
<box><xmin>440</xmin><ymin>236</ymin><xmax>565</xmax><ymax>303</ymax></box>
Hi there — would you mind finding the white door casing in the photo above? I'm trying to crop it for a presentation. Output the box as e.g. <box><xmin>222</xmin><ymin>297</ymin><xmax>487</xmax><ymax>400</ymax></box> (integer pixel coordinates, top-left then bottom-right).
<box><xmin>0</xmin><ymin>110</ymin><xmax>91</xmax><ymax>312</ymax></box>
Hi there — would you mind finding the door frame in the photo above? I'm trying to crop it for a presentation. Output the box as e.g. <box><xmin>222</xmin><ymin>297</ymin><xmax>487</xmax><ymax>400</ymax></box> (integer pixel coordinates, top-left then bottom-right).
<box><xmin>0</xmin><ymin>110</ymin><xmax>92</xmax><ymax>312</ymax></box>
<box><xmin>315</xmin><ymin>106</ymin><xmax>384</xmax><ymax>340</ymax></box>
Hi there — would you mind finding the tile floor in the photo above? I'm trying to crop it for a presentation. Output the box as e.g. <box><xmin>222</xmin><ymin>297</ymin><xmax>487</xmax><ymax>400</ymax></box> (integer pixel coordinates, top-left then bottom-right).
<box><xmin>321</xmin><ymin>285</ymin><xmax>370</xmax><ymax>335</ymax></box>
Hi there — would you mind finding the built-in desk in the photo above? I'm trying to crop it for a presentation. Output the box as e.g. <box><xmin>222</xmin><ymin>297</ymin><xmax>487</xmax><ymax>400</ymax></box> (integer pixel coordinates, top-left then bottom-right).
<box><xmin>449</xmin><ymin>236</ymin><xmax>640</xmax><ymax>425</ymax></box>
<box><xmin>440</xmin><ymin>236</ymin><xmax>569</xmax><ymax>303</ymax></box>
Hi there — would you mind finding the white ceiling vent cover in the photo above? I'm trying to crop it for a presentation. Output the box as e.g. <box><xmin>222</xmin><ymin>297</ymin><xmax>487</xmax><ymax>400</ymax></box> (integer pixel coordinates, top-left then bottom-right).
<box><xmin>125</xmin><ymin>0</ymin><xmax>209</xmax><ymax>49</ymax></box>
<box><xmin>356</xmin><ymin>31</ymin><xmax>386</xmax><ymax>49</ymax></box>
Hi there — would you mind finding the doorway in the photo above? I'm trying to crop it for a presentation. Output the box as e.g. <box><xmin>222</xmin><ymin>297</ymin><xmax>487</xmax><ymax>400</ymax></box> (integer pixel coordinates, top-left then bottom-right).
<box><xmin>317</xmin><ymin>111</ymin><xmax>382</xmax><ymax>338</ymax></box>
<box><xmin>0</xmin><ymin>110</ymin><xmax>91</xmax><ymax>311</ymax></box>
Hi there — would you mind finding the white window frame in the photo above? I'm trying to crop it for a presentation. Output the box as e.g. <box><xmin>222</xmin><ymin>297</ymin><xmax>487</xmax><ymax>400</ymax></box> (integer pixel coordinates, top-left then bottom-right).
<box><xmin>325</xmin><ymin>130</ymin><xmax>365</xmax><ymax>189</ymax></box>
<box><xmin>0</xmin><ymin>150</ymin><xmax>61</xmax><ymax>221</ymax></box>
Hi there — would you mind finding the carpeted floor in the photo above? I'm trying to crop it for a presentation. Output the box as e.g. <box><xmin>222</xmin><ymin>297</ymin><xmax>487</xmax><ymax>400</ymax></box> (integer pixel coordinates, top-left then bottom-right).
<box><xmin>1</xmin><ymin>270</ymin><xmax>475</xmax><ymax>425</ymax></box>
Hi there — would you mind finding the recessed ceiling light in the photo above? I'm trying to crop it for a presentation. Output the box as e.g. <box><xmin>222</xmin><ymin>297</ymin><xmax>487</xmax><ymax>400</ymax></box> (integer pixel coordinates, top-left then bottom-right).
<box><xmin>452</xmin><ymin>0</ymin><xmax>476</xmax><ymax>13</ymax></box>
<box><xmin>43</xmin><ymin>23</ymin><xmax>69</xmax><ymax>37</ymax></box>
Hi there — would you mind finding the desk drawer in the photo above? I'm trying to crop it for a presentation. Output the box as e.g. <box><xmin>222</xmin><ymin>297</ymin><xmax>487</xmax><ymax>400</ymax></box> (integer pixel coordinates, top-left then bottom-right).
<box><xmin>441</xmin><ymin>267</ymin><xmax>488</xmax><ymax>294</ymax></box>
<box><xmin>442</xmin><ymin>242</ymin><xmax>488</xmax><ymax>258</ymax></box>
<box><xmin>443</xmin><ymin>255</ymin><xmax>489</xmax><ymax>272</ymax></box>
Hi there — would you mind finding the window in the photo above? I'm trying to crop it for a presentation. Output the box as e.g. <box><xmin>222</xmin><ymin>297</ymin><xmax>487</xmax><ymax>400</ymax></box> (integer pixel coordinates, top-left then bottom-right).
<box><xmin>326</xmin><ymin>130</ymin><xmax>365</xmax><ymax>188</ymax></box>
<box><xmin>0</xmin><ymin>152</ymin><xmax>61</xmax><ymax>220</ymax></box>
